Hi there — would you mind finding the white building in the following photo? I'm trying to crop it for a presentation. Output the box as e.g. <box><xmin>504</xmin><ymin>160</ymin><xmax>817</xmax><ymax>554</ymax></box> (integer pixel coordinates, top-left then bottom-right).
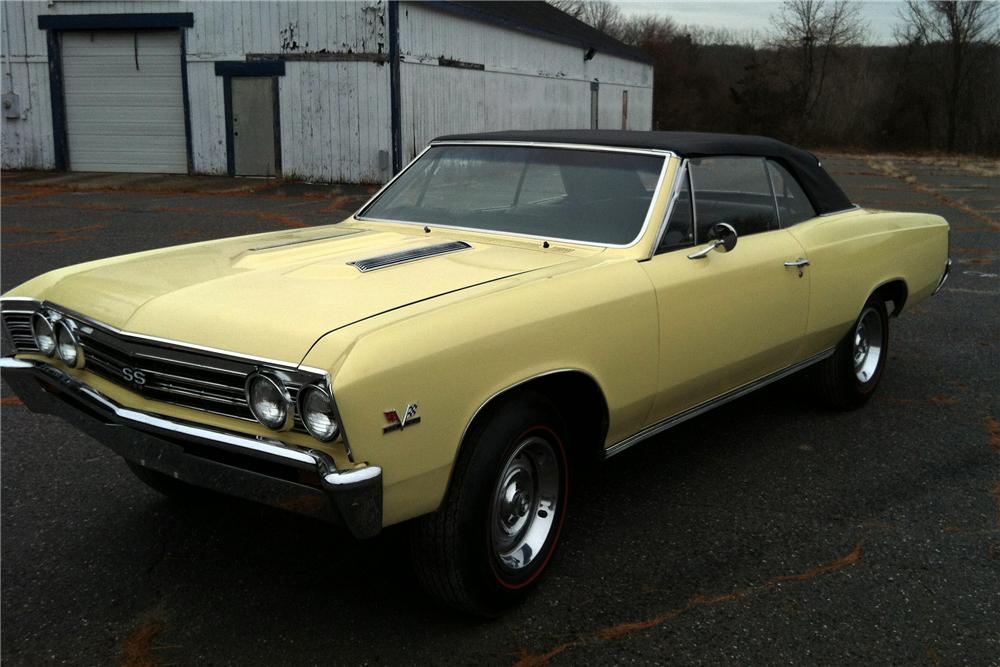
<box><xmin>1</xmin><ymin>1</ymin><xmax>653</xmax><ymax>183</ymax></box>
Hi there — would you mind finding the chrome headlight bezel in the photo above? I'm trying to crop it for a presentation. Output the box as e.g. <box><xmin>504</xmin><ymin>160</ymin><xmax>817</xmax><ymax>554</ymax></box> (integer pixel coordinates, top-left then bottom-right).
<box><xmin>297</xmin><ymin>384</ymin><xmax>341</xmax><ymax>442</ymax></box>
<box><xmin>245</xmin><ymin>371</ymin><xmax>295</xmax><ymax>432</ymax></box>
<box><xmin>31</xmin><ymin>311</ymin><xmax>57</xmax><ymax>357</ymax></box>
<box><xmin>54</xmin><ymin>319</ymin><xmax>84</xmax><ymax>369</ymax></box>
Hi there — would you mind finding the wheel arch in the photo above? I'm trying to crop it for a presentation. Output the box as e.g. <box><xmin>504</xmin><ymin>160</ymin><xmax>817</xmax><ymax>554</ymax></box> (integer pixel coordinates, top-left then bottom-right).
<box><xmin>452</xmin><ymin>369</ymin><xmax>610</xmax><ymax>486</ymax></box>
<box><xmin>871</xmin><ymin>278</ymin><xmax>908</xmax><ymax>317</ymax></box>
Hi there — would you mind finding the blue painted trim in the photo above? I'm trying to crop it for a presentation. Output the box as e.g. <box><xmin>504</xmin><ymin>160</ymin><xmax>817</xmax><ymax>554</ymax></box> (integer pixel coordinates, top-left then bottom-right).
<box><xmin>180</xmin><ymin>30</ymin><xmax>194</xmax><ymax>173</ymax></box>
<box><xmin>38</xmin><ymin>13</ymin><xmax>194</xmax><ymax>30</ymax></box>
<box><xmin>45</xmin><ymin>31</ymin><xmax>68</xmax><ymax>170</ymax></box>
<box><xmin>388</xmin><ymin>1</ymin><xmax>402</xmax><ymax>174</ymax></box>
<box><xmin>214</xmin><ymin>61</ymin><xmax>286</xmax><ymax>77</ymax></box>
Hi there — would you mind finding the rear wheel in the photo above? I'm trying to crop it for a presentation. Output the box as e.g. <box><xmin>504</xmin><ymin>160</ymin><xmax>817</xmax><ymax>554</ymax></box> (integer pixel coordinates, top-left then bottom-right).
<box><xmin>813</xmin><ymin>297</ymin><xmax>889</xmax><ymax>409</ymax></box>
<box><xmin>410</xmin><ymin>393</ymin><xmax>569</xmax><ymax>615</ymax></box>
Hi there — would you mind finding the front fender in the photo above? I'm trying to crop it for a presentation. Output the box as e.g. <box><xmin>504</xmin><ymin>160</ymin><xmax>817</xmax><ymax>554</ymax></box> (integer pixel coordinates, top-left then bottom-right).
<box><xmin>301</xmin><ymin>259</ymin><xmax>659</xmax><ymax>526</ymax></box>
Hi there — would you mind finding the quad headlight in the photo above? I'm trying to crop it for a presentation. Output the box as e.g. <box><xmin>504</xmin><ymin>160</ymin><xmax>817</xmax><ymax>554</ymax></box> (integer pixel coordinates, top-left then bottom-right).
<box><xmin>245</xmin><ymin>372</ymin><xmax>294</xmax><ymax>431</ymax></box>
<box><xmin>298</xmin><ymin>384</ymin><xmax>340</xmax><ymax>442</ymax></box>
<box><xmin>54</xmin><ymin>319</ymin><xmax>83</xmax><ymax>368</ymax></box>
<box><xmin>31</xmin><ymin>312</ymin><xmax>57</xmax><ymax>356</ymax></box>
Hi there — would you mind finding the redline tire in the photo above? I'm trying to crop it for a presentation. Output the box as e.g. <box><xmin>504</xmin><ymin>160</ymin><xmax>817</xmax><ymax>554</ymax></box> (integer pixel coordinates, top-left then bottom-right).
<box><xmin>410</xmin><ymin>392</ymin><xmax>570</xmax><ymax>616</ymax></box>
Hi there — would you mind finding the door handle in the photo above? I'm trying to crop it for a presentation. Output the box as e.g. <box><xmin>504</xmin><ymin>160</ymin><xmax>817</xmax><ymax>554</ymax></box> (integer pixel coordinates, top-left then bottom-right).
<box><xmin>784</xmin><ymin>258</ymin><xmax>810</xmax><ymax>268</ymax></box>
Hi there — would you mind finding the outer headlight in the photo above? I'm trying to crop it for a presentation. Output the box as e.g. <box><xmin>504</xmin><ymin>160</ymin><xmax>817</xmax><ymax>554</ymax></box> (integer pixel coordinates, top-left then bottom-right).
<box><xmin>245</xmin><ymin>373</ymin><xmax>293</xmax><ymax>431</ymax></box>
<box><xmin>54</xmin><ymin>320</ymin><xmax>82</xmax><ymax>368</ymax></box>
<box><xmin>31</xmin><ymin>312</ymin><xmax>57</xmax><ymax>356</ymax></box>
<box><xmin>298</xmin><ymin>385</ymin><xmax>340</xmax><ymax>442</ymax></box>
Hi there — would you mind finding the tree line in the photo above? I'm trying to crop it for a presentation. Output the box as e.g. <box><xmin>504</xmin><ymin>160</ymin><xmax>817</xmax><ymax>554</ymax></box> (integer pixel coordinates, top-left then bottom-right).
<box><xmin>554</xmin><ymin>0</ymin><xmax>1000</xmax><ymax>156</ymax></box>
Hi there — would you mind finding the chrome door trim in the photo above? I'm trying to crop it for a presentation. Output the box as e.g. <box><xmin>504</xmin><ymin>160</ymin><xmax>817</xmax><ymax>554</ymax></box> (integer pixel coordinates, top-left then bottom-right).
<box><xmin>604</xmin><ymin>347</ymin><xmax>835</xmax><ymax>459</ymax></box>
<box><xmin>648</xmin><ymin>158</ymin><xmax>689</xmax><ymax>258</ymax></box>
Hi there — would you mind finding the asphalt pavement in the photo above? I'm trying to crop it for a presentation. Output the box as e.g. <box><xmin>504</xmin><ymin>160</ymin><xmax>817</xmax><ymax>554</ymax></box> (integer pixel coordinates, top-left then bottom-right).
<box><xmin>1</xmin><ymin>156</ymin><xmax>998</xmax><ymax>666</ymax></box>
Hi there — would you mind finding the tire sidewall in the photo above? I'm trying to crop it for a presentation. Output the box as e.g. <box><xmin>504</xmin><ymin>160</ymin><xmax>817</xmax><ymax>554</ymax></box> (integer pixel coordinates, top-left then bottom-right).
<box><xmin>454</xmin><ymin>397</ymin><xmax>570</xmax><ymax>610</ymax></box>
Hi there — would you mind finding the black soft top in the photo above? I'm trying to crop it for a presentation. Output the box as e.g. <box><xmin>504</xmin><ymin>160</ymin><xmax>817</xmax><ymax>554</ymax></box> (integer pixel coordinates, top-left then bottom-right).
<box><xmin>432</xmin><ymin>130</ymin><xmax>854</xmax><ymax>214</ymax></box>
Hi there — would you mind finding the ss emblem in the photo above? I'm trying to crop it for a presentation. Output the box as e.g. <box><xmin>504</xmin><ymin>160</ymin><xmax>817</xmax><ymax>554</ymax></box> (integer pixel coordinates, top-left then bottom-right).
<box><xmin>122</xmin><ymin>367</ymin><xmax>147</xmax><ymax>386</ymax></box>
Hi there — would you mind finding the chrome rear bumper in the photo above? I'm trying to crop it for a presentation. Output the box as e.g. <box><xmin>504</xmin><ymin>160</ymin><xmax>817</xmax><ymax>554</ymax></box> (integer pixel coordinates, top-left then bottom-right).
<box><xmin>0</xmin><ymin>357</ymin><xmax>382</xmax><ymax>538</ymax></box>
<box><xmin>933</xmin><ymin>258</ymin><xmax>952</xmax><ymax>295</ymax></box>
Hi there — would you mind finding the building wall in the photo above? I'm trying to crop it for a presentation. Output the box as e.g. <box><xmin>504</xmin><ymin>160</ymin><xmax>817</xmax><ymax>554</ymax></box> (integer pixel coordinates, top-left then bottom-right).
<box><xmin>2</xmin><ymin>1</ymin><xmax>652</xmax><ymax>181</ymax></box>
<box><xmin>398</xmin><ymin>2</ymin><xmax>653</xmax><ymax>162</ymax></box>
<box><xmin>2</xmin><ymin>1</ymin><xmax>391</xmax><ymax>181</ymax></box>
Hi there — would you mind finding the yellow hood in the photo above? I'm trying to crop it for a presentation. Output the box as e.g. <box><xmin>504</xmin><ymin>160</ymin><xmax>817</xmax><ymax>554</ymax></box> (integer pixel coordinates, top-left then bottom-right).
<box><xmin>18</xmin><ymin>225</ymin><xmax>581</xmax><ymax>364</ymax></box>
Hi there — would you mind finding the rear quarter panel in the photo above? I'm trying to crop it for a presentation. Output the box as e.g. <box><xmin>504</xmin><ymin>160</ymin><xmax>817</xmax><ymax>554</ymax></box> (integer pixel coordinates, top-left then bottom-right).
<box><xmin>790</xmin><ymin>208</ymin><xmax>949</xmax><ymax>355</ymax></box>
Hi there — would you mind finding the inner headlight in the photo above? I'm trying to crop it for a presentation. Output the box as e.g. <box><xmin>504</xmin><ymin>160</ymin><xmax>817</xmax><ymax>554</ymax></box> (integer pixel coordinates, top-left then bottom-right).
<box><xmin>54</xmin><ymin>320</ymin><xmax>82</xmax><ymax>368</ymax></box>
<box><xmin>31</xmin><ymin>312</ymin><xmax>56</xmax><ymax>356</ymax></box>
<box><xmin>245</xmin><ymin>373</ymin><xmax>293</xmax><ymax>431</ymax></box>
<box><xmin>298</xmin><ymin>385</ymin><xmax>340</xmax><ymax>442</ymax></box>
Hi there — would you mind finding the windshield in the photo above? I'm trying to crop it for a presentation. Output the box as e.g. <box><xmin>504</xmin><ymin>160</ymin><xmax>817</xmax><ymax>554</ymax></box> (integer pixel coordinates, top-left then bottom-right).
<box><xmin>359</xmin><ymin>145</ymin><xmax>666</xmax><ymax>246</ymax></box>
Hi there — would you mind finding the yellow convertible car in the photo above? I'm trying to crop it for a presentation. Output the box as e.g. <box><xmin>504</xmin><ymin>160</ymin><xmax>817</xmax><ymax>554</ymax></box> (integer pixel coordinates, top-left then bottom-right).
<box><xmin>1</xmin><ymin>131</ymin><xmax>950</xmax><ymax>614</ymax></box>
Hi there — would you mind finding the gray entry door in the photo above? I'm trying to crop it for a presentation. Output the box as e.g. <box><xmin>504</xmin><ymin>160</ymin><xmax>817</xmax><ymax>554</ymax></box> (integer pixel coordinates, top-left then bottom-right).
<box><xmin>231</xmin><ymin>77</ymin><xmax>278</xmax><ymax>176</ymax></box>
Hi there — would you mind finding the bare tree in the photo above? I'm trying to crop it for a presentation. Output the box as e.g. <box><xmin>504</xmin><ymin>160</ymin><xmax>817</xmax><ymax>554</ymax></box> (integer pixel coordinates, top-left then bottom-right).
<box><xmin>549</xmin><ymin>1</ymin><xmax>623</xmax><ymax>37</ymax></box>
<box><xmin>898</xmin><ymin>1</ymin><xmax>1000</xmax><ymax>151</ymax></box>
<box><xmin>772</xmin><ymin>0</ymin><xmax>867</xmax><ymax>128</ymax></box>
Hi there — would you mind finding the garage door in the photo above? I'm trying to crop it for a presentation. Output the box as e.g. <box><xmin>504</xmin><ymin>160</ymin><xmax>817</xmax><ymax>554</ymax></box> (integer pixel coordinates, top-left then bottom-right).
<box><xmin>61</xmin><ymin>31</ymin><xmax>187</xmax><ymax>173</ymax></box>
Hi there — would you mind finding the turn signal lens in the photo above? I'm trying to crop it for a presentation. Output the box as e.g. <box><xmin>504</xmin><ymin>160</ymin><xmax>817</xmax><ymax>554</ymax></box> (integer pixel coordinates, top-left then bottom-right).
<box><xmin>298</xmin><ymin>385</ymin><xmax>340</xmax><ymax>442</ymax></box>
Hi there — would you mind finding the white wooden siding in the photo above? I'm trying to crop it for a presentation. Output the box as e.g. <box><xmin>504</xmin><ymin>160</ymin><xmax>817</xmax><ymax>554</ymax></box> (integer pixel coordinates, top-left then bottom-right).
<box><xmin>398</xmin><ymin>2</ymin><xmax>653</xmax><ymax>163</ymax></box>
<box><xmin>2</xmin><ymin>0</ymin><xmax>651</xmax><ymax>181</ymax></box>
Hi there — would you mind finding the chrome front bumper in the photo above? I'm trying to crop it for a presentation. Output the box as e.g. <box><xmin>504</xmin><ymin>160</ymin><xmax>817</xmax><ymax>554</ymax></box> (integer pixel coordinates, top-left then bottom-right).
<box><xmin>933</xmin><ymin>258</ymin><xmax>952</xmax><ymax>295</ymax></box>
<box><xmin>0</xmin><ymin>357</ymin><xmax>382</xmax><ymax>538</ymax></box>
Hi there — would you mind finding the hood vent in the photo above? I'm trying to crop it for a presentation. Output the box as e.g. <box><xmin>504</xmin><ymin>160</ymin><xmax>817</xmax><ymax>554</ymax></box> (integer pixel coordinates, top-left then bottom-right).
<box><xmin>348</xmin><ymin>241</ymin><xmax>472</xmax><ymax>272</ymax></box>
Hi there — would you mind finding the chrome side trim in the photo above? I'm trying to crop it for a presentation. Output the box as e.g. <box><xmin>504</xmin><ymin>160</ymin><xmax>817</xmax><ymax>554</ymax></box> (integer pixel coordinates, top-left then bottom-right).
<box><xmin>354</xmin><ymin>142</ymin><xmax>673</xmax><ymax>250</ymax></box>
<box><xmin>604</xmin><ymin>348</ymin><xmax>836</xmax><ymax>459</ymax></box>
<box><xmin>819</xmin><ymin>204</ymin><xmax>861</xmax><ymax>217</ymax></box>
<box><xmin>348</xmin><ymin>241</ymin><xmax>472</xmax><ymax>272</ymax></box>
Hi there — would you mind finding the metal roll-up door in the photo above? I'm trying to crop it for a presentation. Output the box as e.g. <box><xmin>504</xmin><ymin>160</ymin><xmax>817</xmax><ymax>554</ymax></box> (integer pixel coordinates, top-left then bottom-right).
<box><xmin>61</xmin><ymin>30</ymin><xmax>187</xmax><ymax>173</ymax></box>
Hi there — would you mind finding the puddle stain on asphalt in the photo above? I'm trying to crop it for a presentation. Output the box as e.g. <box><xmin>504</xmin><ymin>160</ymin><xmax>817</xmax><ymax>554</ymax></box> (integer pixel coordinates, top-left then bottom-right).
<box><xmin>512</xmin><ymin>541</ymin><xmax>864</xmax><ymax>667</ymax></box>
<box><xmin>867</xmin><ymin>158</ymin><xmax>1000</xmax><ymax>232</ymax></box>
<box><xmin>120</xmin><ymin>617</ymin><xmax>167</xmax><ymax>667</ymax></box>
<box><xmin>2</xmin><ymin>223</ymin><xmax>108</xmax><ymax>248</ymax></box>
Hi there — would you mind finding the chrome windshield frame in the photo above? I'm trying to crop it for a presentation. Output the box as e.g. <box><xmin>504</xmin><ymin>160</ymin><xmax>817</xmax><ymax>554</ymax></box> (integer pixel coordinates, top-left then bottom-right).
<box><xmin>353</xmin><ymin>141</ymin><xmax>676</xmax><ymax>250</ymax></box>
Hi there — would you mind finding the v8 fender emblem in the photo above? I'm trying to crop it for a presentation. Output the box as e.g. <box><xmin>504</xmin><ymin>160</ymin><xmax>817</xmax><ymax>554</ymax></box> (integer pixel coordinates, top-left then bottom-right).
<box><xmin>383</xmin><ymin>403</ymin><xmax>420</xmax><ymax>433</ymax></box>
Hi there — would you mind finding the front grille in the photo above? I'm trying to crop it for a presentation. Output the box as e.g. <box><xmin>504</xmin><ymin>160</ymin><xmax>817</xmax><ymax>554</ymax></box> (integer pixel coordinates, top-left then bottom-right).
<box><xmin>1</xmin><ymin>301</ymin><xmax>322</xmax><ymax>433</ymax></box>
<box><xmin>75</xmin><ymin>323</ymin><xmax>315</xmax><ymax>431</ymax></box>
<box><xmin>1</xmin><ymin>310</ymin><xmax>40</xmax><ymax>352</ymax></box>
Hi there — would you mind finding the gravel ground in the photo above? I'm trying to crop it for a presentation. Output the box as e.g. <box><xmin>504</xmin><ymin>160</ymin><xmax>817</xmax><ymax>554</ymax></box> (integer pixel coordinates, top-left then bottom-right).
<box><xmin>1</xmin><ymin>156</ymin><xmax>997</xmax><ymax>666</ymax></box>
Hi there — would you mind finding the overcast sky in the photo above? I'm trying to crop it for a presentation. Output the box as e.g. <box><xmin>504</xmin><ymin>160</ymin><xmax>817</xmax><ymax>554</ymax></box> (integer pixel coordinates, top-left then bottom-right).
<box><xmin>615</xmin><ymin>1</ymin><xmax>906</xmax><ymax>44</ymax></box>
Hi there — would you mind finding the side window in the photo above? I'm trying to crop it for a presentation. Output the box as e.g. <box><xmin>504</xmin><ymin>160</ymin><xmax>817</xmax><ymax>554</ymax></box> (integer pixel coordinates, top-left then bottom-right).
<box><xmin>689</xmin><ymin>157</ymin><xmax>777</xmax><ymax>241</ymax></box>
<box><xmin>766</xmin><ymin>160</ymin><xmax>817</xmax><ymax>227</ymax></box>
<box><xmin>656</xmin><ymin>166</ymin><xmax>693</xmax><ymax>253</ymax></box>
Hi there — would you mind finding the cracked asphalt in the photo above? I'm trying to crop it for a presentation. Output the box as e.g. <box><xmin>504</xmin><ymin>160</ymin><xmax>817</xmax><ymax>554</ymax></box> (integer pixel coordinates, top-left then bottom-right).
<box><xmin>2</xmin><ymin>156</ymin><xmax>998</xmax><ymax>666</ymax></box>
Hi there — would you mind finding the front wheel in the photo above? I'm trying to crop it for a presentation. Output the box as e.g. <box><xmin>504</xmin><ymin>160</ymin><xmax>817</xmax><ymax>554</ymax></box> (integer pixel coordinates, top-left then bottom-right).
<box><xmin>812</xmin><ymin>297</ymin><xmax>890</xmax><ymax>409</ymax></box>
<box><xmin>410</xmin><ymin>393</ymin><xmax>569</xmax><ymax>615</ymax></box>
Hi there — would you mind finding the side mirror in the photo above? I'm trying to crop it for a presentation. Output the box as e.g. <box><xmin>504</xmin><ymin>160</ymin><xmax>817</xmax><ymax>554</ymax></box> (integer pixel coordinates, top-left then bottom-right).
<box><xmin>709</xmin><ymin>222</ymin><xmax>738</xmax><ymax>253</ymax></box>
<box><xmin>687</xmin><ymin>222</ymin><xmax>738</xmax><ymax>260</ymax></box>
